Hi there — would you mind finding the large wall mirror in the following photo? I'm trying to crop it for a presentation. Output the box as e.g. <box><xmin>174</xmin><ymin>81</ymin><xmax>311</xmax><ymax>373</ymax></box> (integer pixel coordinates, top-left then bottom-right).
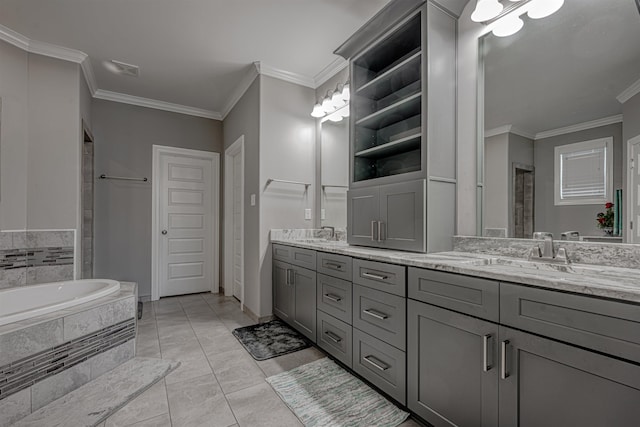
<box><xmin>479</xmin><ymin>0</ymin><xmax>640</xmax><ymax>243</ymax></box>
<box><xmin>320</xmin><ymin>117</ymin><xmax>349</xmax><ymax>228</ymax></box>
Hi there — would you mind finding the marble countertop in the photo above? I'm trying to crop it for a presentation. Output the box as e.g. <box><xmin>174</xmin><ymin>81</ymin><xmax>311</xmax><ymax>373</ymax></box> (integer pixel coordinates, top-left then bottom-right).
<box><xmin>271</xmin><ymin>238</ymin><xmax>640</xmax><ymax>304</ymax></box>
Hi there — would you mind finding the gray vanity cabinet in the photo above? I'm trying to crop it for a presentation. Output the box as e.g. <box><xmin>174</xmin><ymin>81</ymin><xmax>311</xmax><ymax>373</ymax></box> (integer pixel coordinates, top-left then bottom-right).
<box><xmin>498</xmin><ymin>326</ymin><xmax>640</xmax><ymax>427</ymax></box>
<box><xmin>407</xmin><ymin>300</ymin><xmax>499</xmax><ymax>427</ymax></box>
<box><xmin>348</xmin><ymin>180</ymin><xmax>425</xmax><ymax>252</ymax></box>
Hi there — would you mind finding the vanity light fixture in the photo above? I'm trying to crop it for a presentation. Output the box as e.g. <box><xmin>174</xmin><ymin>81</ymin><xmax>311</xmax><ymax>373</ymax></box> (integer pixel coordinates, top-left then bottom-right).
<box><xmin>310</xmin><ymin>81</ymin><xmax>350</xmax><ymax>120</ymax></box>
<box><xmin>527</xmin><ymin>0</ymin><xmax>564</xmax><ymax>19</ymax></box>
<box><xmin>475</xmin><ymin>0</ymin><xmax>564</xmax><ymax>38</ymax></box>
<box><xmin>492</xmin><ymin>14</ymin><xmax>524</xmax><ymax>37</ymax></box>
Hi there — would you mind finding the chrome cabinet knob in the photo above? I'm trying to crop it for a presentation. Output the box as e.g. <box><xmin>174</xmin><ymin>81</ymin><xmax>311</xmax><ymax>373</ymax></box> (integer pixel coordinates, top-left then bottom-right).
<box><xmin>161</xmin><ymin>230</ymin><xmax>168</xmax><ymax>235</ymax></box>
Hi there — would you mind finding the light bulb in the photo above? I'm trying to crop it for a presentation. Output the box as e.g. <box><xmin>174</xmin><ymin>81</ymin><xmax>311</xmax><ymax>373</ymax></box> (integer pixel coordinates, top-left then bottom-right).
<box><xmin>471</xmin><ymin>0</ymin><xmax>503</xmax><ymax>23</ymax></box>
<box><xmin>322</xmin><ymin>96</ymin><xmax>334</xmax><ymax>114</ymax></box>
<box><xmin>340</xmin><ymin>107</ymin><xmax>350</xmax><ymax>118</ymax></box>
<box><xmin>492</xmin><ymin>15</ymin><xmax>524</xmax><ymax>37</ymax></box>
<box><xmin>327</xmin><ymin>112</ymin><xmax>342</xmax><ymax>122</ymax></box>
<box><xmin>311</xmin><ymin>103</ymin><xmax>325</xmax><ymax>118</ymax></box>
<box><xmin>527</xmin><ymin>0</ymin><xmax>564</xmax><ymax>19</ymax></box>
<box><xmin>331</xmin><ymin>90</ymin><xmax>344</xmax><ymax>108</ymax></box>
<box><xmin>341</xmin><ymin>83</ymin><xmax>350</xmax><ymax>102</ymax></box>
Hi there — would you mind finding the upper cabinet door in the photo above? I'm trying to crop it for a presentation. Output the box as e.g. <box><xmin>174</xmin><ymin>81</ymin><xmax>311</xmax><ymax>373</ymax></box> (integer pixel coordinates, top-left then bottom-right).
<box><xmin>347</xmin><ymin>187</ymin><xmax>380</xmax><ymax>246</ymax></box>
<box><xmin>498</xmin><ymin>326</ymin><xmax>640</xmax><ymax>427</ymax></box>
<box><xmin>378</xmin><ymin>179</ymin><xmax>425</xmax><ymax>252</ymax></box>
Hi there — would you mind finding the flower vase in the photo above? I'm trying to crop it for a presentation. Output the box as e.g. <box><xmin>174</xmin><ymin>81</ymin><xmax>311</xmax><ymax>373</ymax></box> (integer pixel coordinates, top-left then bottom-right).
<box><xmin>602</xmin><ymin>227</ymin><xmax>613</xmax><ymax>236</ymax></box>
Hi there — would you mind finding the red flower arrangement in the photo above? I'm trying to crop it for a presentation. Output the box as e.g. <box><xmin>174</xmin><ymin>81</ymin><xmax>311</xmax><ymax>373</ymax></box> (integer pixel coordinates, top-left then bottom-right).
<box><xmin>596</xmin><ymin>202</ymin><xmax>614</xmax><ymax>229</ymax></box>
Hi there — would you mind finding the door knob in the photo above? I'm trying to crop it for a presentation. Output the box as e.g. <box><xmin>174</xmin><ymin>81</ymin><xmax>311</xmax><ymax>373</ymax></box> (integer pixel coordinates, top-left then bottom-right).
<box><xmin>161</xmin><ymin>230</ymin><xmax>168</xmax><ymax>235</ymax></box>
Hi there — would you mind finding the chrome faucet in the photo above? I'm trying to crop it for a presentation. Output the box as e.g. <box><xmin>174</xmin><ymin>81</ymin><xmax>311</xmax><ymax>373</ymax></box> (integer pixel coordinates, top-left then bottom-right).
<box><xmin>530</xmin><ymin>232</ymin><xmax>570</xmax><ymax>264</ymax></box>
<box><xmin>321</xmin><ymin>226</ymin><xmax>335</xmax><ymax>240</ymax></box>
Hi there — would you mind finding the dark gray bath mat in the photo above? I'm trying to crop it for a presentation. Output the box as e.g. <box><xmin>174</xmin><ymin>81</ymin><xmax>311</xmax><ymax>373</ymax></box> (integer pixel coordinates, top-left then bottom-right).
<box><xmin>232</xmin><ymin>319</ymin><xmax>311</xmax><ymax>361</ymax></box>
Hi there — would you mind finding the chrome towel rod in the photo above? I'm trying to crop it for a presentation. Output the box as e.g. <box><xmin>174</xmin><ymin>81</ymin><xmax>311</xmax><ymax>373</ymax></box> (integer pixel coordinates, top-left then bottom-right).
<box><xmin>99</xmin><ymin>174</ymin><xmax>148</xmax><ymax>182</ymax></box>
<box><xmin>265</xmin><ymin>178</ymin><xmax>310</xmax><ymax>188</ymax></box>
<box><xmin>322</xmin><ymin>184</ymin><xmax>348</xmax><ymax>189</ymax></box>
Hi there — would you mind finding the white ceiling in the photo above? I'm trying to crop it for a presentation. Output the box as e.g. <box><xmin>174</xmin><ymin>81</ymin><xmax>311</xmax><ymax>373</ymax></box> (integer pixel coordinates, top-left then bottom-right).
<box><xmin>484</xmin><ymin>0</ymin><xmax>640</xmax><ymax>137</ymax></box>
<box><xmin>0</xmin><ymin>0</ymin><xmax>390</xmax><ymax>116</ymax></box>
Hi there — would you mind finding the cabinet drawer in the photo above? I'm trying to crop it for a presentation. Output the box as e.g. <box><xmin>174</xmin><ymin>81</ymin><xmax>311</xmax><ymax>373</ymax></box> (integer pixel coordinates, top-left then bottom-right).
<box><xmin>408</xmin><ymin>267</ymin><xmax>500</xmax><ymax>322</ymax></box>
<box><xmin>317</xmin><ymin>310</ymin><xmax>352</xmax><ymax>368</ymax></box>
<box><xmin>317</xmin><ymin>274</ymin><xmax>352</xmax><ymax>324</ymax></box>
<box><xmin>501</xmin><ymin>283</ymin><xmax>640</xmax><ymax>363</ymax></box>
<box><xmin>272</xmin><ymin>244</ymin><xmax>316</xmax><ymax>270</ymax></box>
<box><xmin>317</xmin><ymin>252</ymin><xmax>352</xmax><ymax>282</ymax></box>
<box><xmin>353</xmin><ymin>328</ymin><xmax>406</xmax><ymax>405</ymax></box>
<box><xmin>353</xmin><ymin>284</ymin><xmax>406</xmax><ymax>350</ymax></box>
<box><xmin>352</xmin><ymin>259</ymin><xmax>406</xmax><ymax>297</ymax></box>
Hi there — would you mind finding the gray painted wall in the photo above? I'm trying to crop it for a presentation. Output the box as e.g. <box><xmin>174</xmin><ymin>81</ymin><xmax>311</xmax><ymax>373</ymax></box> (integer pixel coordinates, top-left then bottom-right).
<box><xmin>222</xmin><ymin>76</ymin><xmax>261</xmax><ymax>315</ymax></box>
<box><xmin>0</xmin><ymin>41</ymin><xmax>28</xmax><ymax>231</ymax></box>
<box><xmin>93</xmin><ymin>99</ymin><xmax>223</xmax><ymax>298</ymax></box>
<box><xmin>259</xmin><ymin>75</ymin><xmax>316</xmax><ymax>317</ymax></box>
<box><xmin>534</xmin><ymin>123</ymin><xmax>623</xmax><ymax>238</ymax></box>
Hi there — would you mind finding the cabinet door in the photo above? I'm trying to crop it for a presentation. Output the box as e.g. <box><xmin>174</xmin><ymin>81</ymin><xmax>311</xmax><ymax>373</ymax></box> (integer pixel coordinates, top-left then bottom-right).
<box><xmin>272</xmin><ymin>260</ymin><xmax>293</xmax><ymax>322</ymax></box>
<box><xmin>347</xmin><ymin>187</ymin><xmax>380</xmax><ymax>246</ymax></box>
<box><xmin>499</xmin><ymin>326</ymin><xmax>640</xmax><ymax>427</ymax></box>
<box><xmin>291</xmin><ymin>266</ymin><xmax>317</xmax><ymax>342</ymax></box>
<box><xmin>379</xmin><ymin>180</ymin><xmax>425</xmax><ymax>252</ymax></box>
<box><xmin>408</xmin><ymin>300</ymin><xmax>499</xmax><ymax>427</ymax></box>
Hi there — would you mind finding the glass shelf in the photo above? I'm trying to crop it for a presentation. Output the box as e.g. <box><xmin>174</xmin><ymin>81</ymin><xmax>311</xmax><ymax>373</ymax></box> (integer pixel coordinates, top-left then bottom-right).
<box><xmin>356</xmin><ymin>49</ymin><xmax>421</xmax><ymax>101</ymax></box>
<box><xmin>355</xmin><ymin>92</ymin><xmax>421</xmax><ymax>130</ymax></box>
<box><xmin>355</xmin><ymin>133</ymin><xmax>421</xmax><ymax>159</ymax></box>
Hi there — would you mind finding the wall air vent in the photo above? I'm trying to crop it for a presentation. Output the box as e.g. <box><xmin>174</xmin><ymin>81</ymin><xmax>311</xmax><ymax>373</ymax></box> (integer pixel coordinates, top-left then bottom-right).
<box><xmin>109</xmin><ymin>60</ymin><xmax>140</xmax><ymax>77</ymax></box>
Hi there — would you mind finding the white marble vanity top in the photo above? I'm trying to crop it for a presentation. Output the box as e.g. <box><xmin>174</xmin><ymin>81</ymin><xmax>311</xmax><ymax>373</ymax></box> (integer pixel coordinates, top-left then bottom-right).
<box><xmin>271</xmin><ymin>237</ymin><xmax>640</xmax><ymax>304</ymax></box>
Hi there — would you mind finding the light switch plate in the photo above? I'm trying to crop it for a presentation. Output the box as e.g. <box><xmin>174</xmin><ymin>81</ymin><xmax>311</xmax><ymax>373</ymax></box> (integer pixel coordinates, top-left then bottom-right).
<box><xmin>304</xmin><ymin>209</ymin><xmax>312</xmax><ymax>220</ymax></box>
<box><xmin>250</xmin><ymin>194</ymin><xmax>256</xmax><ymax>206</ymax></box>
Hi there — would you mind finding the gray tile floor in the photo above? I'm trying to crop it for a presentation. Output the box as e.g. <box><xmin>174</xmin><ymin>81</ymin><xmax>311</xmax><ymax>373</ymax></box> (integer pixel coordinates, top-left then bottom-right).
<box><xmin>101</xmin><ymin>293</ymin><xmax>421</xmax><ymax>427</ymax></box>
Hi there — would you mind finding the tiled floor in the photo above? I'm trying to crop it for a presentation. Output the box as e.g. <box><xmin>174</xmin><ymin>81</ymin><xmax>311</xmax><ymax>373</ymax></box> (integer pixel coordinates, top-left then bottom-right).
<box><xmin>100</xmin><ymin>293</ymin><xmax>421</xmax><ymax>427</ymax></box>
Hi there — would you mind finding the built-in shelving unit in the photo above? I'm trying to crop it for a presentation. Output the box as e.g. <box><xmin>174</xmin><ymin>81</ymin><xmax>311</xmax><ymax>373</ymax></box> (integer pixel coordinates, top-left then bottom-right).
<box><xmin>352</xmin><ymin>12</ymin><xmax>422</xmax><ymax>183</ymax></box>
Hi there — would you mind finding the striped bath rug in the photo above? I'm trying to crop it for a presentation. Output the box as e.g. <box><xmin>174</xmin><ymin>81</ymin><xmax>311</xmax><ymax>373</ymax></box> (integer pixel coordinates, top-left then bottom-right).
<box><xmin>266</xmin><ymin>357</ymin><xmax>409</xmax><ymax>427</ymax></box>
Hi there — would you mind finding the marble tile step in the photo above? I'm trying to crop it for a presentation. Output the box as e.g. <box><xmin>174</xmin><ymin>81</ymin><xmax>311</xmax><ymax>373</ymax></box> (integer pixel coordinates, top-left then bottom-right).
<box><xmin>11</xmin><ymin>357</ymin><xmax>180</xmax><ymax>427</ymax></box>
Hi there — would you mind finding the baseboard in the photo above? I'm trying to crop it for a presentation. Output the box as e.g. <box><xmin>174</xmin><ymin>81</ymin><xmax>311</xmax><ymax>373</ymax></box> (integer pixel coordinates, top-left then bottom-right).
<box><xmin>241</xmin><ymin>305</ymin><xmax>274</xmax><ymax>324</ymax></box>
<box><xmin>138</xmin><ymin>295</ymin><xmax>151</xmax><ymax>302</ymax></box>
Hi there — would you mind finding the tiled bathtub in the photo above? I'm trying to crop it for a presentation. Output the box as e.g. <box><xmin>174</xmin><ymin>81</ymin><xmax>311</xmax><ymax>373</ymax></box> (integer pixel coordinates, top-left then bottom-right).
<box><xmin>0</xmin><ymin>282</ymin><xmax>137</xmax><ymax>426</ymax></box>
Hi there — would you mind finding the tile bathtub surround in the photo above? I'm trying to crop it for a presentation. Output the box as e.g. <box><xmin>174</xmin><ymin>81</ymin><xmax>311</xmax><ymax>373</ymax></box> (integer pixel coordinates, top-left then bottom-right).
<box><xmin>453</xmin><ymin>236</ymin><xmax>640</xmax><ymax>269</ymax></box>
<box><xmin>0</xmin><ymin>230</ymin><xmax>75</xmax><ymax>289</ymax></box>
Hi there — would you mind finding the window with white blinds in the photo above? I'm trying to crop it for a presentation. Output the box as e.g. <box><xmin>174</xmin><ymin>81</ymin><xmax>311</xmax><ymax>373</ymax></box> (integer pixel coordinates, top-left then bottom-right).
<box><xmin>554</xmin><ymin>137</ymin><xmax>613</xmax><ymax>206</ymax></box>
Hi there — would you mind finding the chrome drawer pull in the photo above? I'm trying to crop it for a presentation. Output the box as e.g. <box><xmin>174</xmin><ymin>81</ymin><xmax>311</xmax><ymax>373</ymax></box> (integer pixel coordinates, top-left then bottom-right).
<box><xmin>371</xmin><ymin>221</ymin><xmax>377</xmax><ymax>242</ymax></box>
<box><xmin>363</xmin><ymin>309</ymin><xmax>388</xmax><ymax>320</ymax></box>
<box><xmin>324</xmin><ymin>293</ymin><xmax>342</xmax><ymax>303</ymax></box>
<box><xmin>362</xmin><ymin>272</ymin><xmax>389</xmax><ymax>281</ymax></box>
<box><xmin>363</xmin><ymin>355</ymin><xmax>389</xmax><ymax>371</ymax></box>
<box><xmin>324</xmin><ymin>331</ymin><xmax>342</xmax><ymax>344</ymax></box>
<box><xmin>501</xmin><ymin>340</ymin><xmax>510</xmax><ymax>379</ymax></box>
<box><xmin>483</xmin><ymin>334</ymin><xmax>492</xmax><ymax>372</ymax></box>
<box><xmin>325</xmin><ymin>262</ymin><xmax>343</xmax><ymax>270</ymax></box>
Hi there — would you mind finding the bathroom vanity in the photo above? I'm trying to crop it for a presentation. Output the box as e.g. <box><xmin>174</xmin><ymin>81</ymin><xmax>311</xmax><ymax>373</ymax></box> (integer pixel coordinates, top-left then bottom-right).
<box><xmin>271</xmin><ymin>236</ymin><xmax>640</xmax><ymax>426</ymax></box>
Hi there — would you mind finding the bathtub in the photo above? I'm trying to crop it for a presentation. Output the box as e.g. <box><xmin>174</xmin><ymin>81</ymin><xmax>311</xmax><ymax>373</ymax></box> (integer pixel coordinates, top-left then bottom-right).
<box><xmin>0</xmin><ymin>279</ymin><xmax>120</xmax><ymax>326</ymax></box>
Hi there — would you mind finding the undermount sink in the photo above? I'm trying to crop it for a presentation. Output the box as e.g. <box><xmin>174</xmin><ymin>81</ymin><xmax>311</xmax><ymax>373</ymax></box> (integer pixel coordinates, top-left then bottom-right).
<box><xmin>480</xmin><ymin>257</ymin><xmax>575</xmax><ymax>273</ymax></box>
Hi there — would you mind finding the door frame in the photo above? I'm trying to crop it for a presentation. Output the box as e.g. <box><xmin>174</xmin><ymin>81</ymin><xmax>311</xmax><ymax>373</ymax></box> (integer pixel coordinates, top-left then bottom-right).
<box><xmin>151</xmin><ymin>145</ymin><xmax>220</xmax><ymax>301</ymax></box>
<box><xmin>224</xmin><ymin>136</ymin><xmax>245</xmax><ymax>308</ymax></box>
<box><xmin>627</xmin><ymin>135</ymin><xmax>640</xmax><ymax>243</ymax></box>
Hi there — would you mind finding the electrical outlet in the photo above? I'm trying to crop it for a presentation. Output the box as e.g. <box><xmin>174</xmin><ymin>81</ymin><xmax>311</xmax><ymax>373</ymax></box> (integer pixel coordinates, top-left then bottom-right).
<box><xmin>321</xmin><ymin>209</ymin><xmax>326</xmax><ymax>220</ymax></box>
<box><xmin>304</xmin><ymin>209</ymin><xmax>312</xmax><ymax>220</ymax></box>
<box><xmin>250</xmin><ymin>194</ymin><xmax>256</xmax><ymax>206</ymax></box>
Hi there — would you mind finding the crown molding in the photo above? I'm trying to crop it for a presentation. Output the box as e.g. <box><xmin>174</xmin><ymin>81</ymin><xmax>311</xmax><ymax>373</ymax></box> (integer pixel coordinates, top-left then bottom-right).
<box><xmin>0</xmin><ymin>23</ymin><xmax>30</xmax><ymax>50</ymax></box>
<box><xmin>94</xmin><ymin>90</ymin><xmax>222</xmax><ymax>120</ymax></box>
<box><xmin>80</xmin><ymin>57</ymin><xmax>98</xmax><ymax>95</ymax></box>
<box><xmin>535</xmin><ymin>114</ymin><xmax>623</xmax><ymax>140</ymax></box>
<box><xmin>617</xmin><ymin>77</ymin><xmax>640</xmax><ymax>104</ymax></box>
<box><xmin>314</xmin><ymin>57</ymin><xmax>349</xmax><ymax>88</ymax></box>
<box><xmin>221</xmin><ymin>63</ymin><xmax>260</xmax><ymax>120</ymax></box>
<box><xmin>28</xmin><ymin>39</ymin><xmax>87</xmax><ymax>64</ymax></box>
<box><xmin>484</xmin><ymin>125</ymin><xmax>535</xmax><ymax>140</ymax></box>
<box><xmin>255</xmin><ymin>61</ymin><xmax>315</xmax><ymax>88</ymax></box>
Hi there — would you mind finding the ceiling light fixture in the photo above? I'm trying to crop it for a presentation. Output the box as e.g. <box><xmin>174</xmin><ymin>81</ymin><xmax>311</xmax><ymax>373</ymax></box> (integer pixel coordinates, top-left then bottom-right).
<box><xmin>310</xmin><ymin>81</ymin><xmax>350</xmax><ymax>121</ymax></box>
<box><xmin>471</xmin><ymin>0</ymin><xmax>504</xmax><ymax>22</ymax></box>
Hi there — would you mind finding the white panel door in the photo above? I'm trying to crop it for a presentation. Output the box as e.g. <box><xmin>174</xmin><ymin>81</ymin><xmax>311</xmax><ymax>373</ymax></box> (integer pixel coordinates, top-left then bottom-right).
<box><xmin>232</xmin><ymin>153</ymin><xmax>243</xmax><ymax>299</ymax></box>
<box><xmin>631</xmin><ymin>139</ymin><xmax>640</xmax><ymax>243</ymax></box>
<box><xmin>159</xmin><ymin>153</ymin><xmax>214</xmax><ymax>296</ymax></box>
